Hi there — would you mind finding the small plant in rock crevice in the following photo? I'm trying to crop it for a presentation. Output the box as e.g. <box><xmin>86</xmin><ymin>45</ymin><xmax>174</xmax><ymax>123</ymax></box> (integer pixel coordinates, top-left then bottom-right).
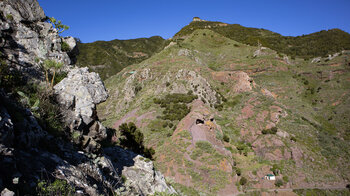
<box><xmin>42</xmin><ymin>59</ymin><xmax>63</xmax><ymax>89</ymax></box>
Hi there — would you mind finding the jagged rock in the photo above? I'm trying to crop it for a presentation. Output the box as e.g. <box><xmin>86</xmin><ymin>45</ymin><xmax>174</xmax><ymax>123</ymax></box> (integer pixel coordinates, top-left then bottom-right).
<box><xmin>82</xmin><ymin>136</ymin><xmax>101</xmax><ymax>153</ymax></box>
<box><xmin>176</xmin><ymin>69</ymin><xmax>218</xmax><ymax>104</ymax></box>
<box><xmin>1</xmin><ymin>188</ymin><xmax>15</xmax><ymax>196</ymax></box>
<box><xmin>122</xmin><ymin>155</ymin><xmax>176</xmax><ymax>195</ymax></box>
<box><xmin>311</xmin><ymin>57</ymin><xmax>321</xmax><ymax>63</ymax></box>
<box><xmin>62</xmin><ymin>36</ymin><xmax>79</xmax><ymax>64</ymax></box>
<box><xmin>62</xmin><ymin>36</ymin><xmax>77</xmax><ymax>51</ymax></box>
<box><xmin>104</xmin><ymin>147</ymin><xmax>176</xmax><ymax>196</ymax></box>
<box><xmin>233</xmin><ymin>71</ymin><xmax>254</xmax><ymax>93</ymax></box>
<box><xmin>54</xmin><ymin>67</ymin><xmax>108</xmax><ymax>153</ymax></box>
<box><xmin>178</xmin><ymin>48</ymin><xmax>191</xmax><ymax>56</ymax></box>
<box><xmin>0</xmin><ymin>0</ymin><xmax>71</xmax><ymax>79</ymax></box>
<box><xmin>3</xmin><ymin>0</ymin><xmax>45</xmax><ymax>22</ymax></box>
<box><xmin>283</xmin><ymin>56</ymin><xmax>291</xmax><ymax>64</ymax></box>
<box><xmin>54</xmin><ymin>67</ymin><xmax>108</xmax><ymax>124</ymax></box>
<box><xmin>88</xmin><ymin>121</ymin><xmax>107</xmax><ymax>142</ymax></box>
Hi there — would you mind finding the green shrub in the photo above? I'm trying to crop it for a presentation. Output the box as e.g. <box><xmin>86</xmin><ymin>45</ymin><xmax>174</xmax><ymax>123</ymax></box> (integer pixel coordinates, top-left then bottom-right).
<box><xmin>223</xmin><ymin>134</ymin><xmax>230</xmax><ymax>142</ymax></box>
<box><xmin>214</xmin><ymin>103</ymin><xmax>224</xmax><ymax>111</ymax></box>
<box><xmin>61</xmin><ymin>41</ymin><xmax>71</xmax><ymax>52</ymax></box>
<box><xmin>48</xmin><ymin>17</ymin><xmax>69</xmax><ymax>34</ymax></box>
<box><xmin>275</xmin><ymin>179</ymin><xmax>283</xmax><ymax>187</ymax></box>
<box><xmin>290</xmin><ymin>136</ymin><xmax>297</xmax><ymax>142</ymax></box>
<box><xmin>0</xmin><ymin>60</ymin><xmax>24</xmax><ymax>91</ymax></box>
<box><xmin>236</xmin><ymin>144</ymin><xmax>245</xmax><ymax>154</ymax></box>
<box><xmin>233</xmin><ymin>167</ymin><xmax>241</xmax><ymax>176</ymax></box>
<box><xmin>6</xmin><ymin>14</ymin><xmax>13</xmax><ymax>20</ymax></box>
<box><xmin>175</xmin><ymin>21</ymin><xmax>350</xmax><ymax>58</ymax></box>
<box><xmin>262</xmin><ymin>127</ymin><xmax>278</xmax><ymax>134</ymax></box>
<box><xmin>154</xmin><ymin>93</ymin><xmax>197</xmax><ymax>121</ymax></box>
<box><xmin>135</xmin><ymin>84</ymin><xmax>142</xmax><ymax>94</ymax></box>
<box><xmin>283</xmin><ymin>176</ymin><xmax>289</xmax><ymax>183</ymax></box>
<box><xmin>37</xmin><ymin>179</ymin><xmax>75</xmax><ymax>196</ymax></box>
<box><xmin>270</xmin><ymin>164</ymin><xmax>280</xmax><ymax>176</ymax></box>
<box><xmin>36</xmin><ymin>91</ymin><xmax>65</xmax><ymax>136</ymax></box>
<box><xmin>195</xmin><ymin>141</ymin><xmax>215</xmax><ymax>154</ymax></box>
<box><xmin>239</xmin><ymin>177</ymin><xmax>247</xmax><ymax>185</ymax></box>
<box><xmin>42</xmin><ymin>59</ymin><xmax>63</xmax><ymax>89</ymax></box>
<box><xmin>119</xmin><ymin>122</ymin><xmax>155</xmax><ymax>159</ymax></box>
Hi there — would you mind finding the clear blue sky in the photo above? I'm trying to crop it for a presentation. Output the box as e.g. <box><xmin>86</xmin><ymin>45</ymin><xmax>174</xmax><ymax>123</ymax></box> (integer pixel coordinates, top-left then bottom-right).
<box><xmin>37</xmin><ymin>0</ymin><xmax>350</xmax><ymax>43</ymax></box>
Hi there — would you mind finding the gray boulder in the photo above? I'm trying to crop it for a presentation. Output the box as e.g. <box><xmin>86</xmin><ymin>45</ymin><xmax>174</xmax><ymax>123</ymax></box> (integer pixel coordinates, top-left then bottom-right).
<box><xmin>4</xmin><ymin>0</ymin><xmax>45</xmax><ymax>22</ymax></box>
<box><xmin>1</xmin><ymin>188</ymin><xmax>15</xmax><ymax>196</ymax></box>
<box><xmin>311</xmin><ymin>57</ymin><xmax>321</xmax><ymax>63</ymax></box>
<box><xmin>104</xmin><ymin>147</ymin><xmax>177</xmax><ymax>196</ymax></box>
<box><xmin>54</xmin><ymin>67</ymin><xmax>108</xmax><ymax>124</ymax></box>
<box><xmin>54</xmin><ymin>67</ymin><xmax>108</xmax><ymax>153</ymax></box>
<box><xmin>0</xmin><ymin>0</ymin><xmax>71</xmax><ymax>80</ymax></box>
<box><xmin>62</xmin><ymin>36</ymin><xmax>77</xmax><ymax>51</ymax></box>
<box><xmin>122</xmin><ymin>155</ymin><xmax>177</xmax><ymax>195</ymax></box>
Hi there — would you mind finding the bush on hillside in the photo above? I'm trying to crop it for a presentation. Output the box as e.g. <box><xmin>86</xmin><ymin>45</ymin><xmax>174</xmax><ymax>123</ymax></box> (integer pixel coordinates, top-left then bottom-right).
<box><xmin>275</xmin><ymin>179</ymin><xmax>283</xmax><ymax>187</ymax></box>
<box><xmin>262</xmin><ymin>127</ymin><xmax>278</xmax><ymax>134</ymax></box>
<box><xmin>154</xmin><ymin>93</ymin><xmax>197</xmax><ymax>121</ymax></box>
<box><xmin>239</xmin><ymin>177</ymin><xmax>247</xmax><ymax>185</ymax></box>
<box><xmin>119</xmin><ymin>122</ymin><xmax>155</xmax><ymax>159</ymax></box>
<box><xmin>223</xmin><ymin>134</ymin><xmax>230</xmax><ymax>142</ymax></box>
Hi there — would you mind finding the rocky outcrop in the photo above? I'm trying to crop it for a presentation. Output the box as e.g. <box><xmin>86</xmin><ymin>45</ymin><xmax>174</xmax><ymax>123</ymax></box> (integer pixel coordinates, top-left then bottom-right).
<box><xmin>253</xmin><ymin>46</ymin><xmax>269</xmax><ymax>57</ymax></box>
<box><xmin>0</xmin><ymin>0</ymin><xmax>72</xmax><ymax>79</ymax></box>
<box><xmin>1</xmin><ymin>188</ymin><xmax>14</xmax><ymax>196</ymax></box>
<box><xmin>3</xmin><ymin>0</ymin><xmax>45</xmax><ymax>22</ymax></box>
<box><xmin>104</xmin><ymin>148</ymin><xmax>176</xmax><ymax>195</ymax></box>
<box><xmin>122</xmin><ymin>155</ymin><xmax>176</xmax><ymax>195</ymax></box>
<box><xmin>54</xmin><ymin>67</ymin><xmax>108</xmax><ymax>124</ymax></box>
<box><xmin>175</xmin><ymin>69</ymin><xmax>219</xmax><ymax>105</ymax></box>
<box><xmin>54</xmin><ymin>67</ymin><xmax>108</xmax><ymax>153</ymax></box>
<box><xmin>311</xmin><ymin>57</ymin><xmax>321</xmax><ymax>63</ymax></box>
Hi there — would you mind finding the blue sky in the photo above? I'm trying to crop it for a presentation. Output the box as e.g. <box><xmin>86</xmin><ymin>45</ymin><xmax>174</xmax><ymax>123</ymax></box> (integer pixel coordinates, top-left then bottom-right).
<box><xmin>37</xmin><ymin>0</ymin><xmax>350</xmax><ymax>43</ymax></box>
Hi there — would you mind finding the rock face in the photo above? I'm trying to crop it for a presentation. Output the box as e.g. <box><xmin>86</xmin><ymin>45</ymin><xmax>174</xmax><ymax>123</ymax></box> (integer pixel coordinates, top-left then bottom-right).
<box><xmin>104</xmin><ymin>148</ymin><xmax>177</xmax><ymax>195</ymax></box>
<box><xmin>0</xmin><ymin>0</ymin><xmax>72</xmax><ymax>79</ymax></box>
<box><xmin>0</xmin><ymin>0</ymin><xmax>174</xmax><ymax>195</ymax></box>
<box><xmin>4</xmin><ymin>0</ymin><xmax>45</xmax><ymax>22</ymax></box>
<box><xmin>54</xmin><ymin>67</ymin><xmax>108</xmax><ymax>124</ymax></box>
<box><xmin>54</xmin><ymin>67</ymin><xmax>109</xmax><ymax>153</ymax></box>
<box><xmin>122</xmin><ymin>155</ymin><xmax>176</xmax><ymax>195</ymax></box>
<box><xmin>175</xmin><ymin>69</ymin><xmax>219</xmax><ymax>104</ymax></box>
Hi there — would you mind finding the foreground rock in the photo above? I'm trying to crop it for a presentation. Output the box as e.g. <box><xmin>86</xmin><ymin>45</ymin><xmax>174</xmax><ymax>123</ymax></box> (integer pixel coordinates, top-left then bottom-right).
<box><xmin>105</xmin><ymin>147</ymin><xmax>177</xmax><ymax>195</ymax></box>
<box><xmin>54</xmin><ymin>67</ymin><xmax>109</xmax><ymax>153</ymax></box>
<box><xmin>0</xmin><ymin>0</ymin><xmax>174</xmax><ymax>195</ymax></box>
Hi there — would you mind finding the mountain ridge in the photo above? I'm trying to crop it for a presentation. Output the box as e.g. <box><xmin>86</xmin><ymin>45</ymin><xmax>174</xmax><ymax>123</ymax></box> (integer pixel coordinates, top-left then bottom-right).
<box><xmin>174</xmin><ymin>18</ymin><xmax>350</xmax><ymax>59</ymax></box>
<box><xmin>76</xmin><ymin>35</ymin><xmax>169</xmax><ymax>79</ymax></box>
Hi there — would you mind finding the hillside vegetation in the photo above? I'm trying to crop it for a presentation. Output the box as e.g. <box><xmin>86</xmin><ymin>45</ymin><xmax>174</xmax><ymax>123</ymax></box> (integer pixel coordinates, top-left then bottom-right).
<box><xmin>98</xmin><ymin>29</ymin><xmax>350</xmax><ymax>195</ymax></box>
<box><xmin>76</xmin><ymin>36</ymin><xmax>168</xmax><ymax>79</ymax></box>
<box><xmin>174</xmin><ymin>21</ymin><xmax>350</xmax><ymax>59</ymax></box>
